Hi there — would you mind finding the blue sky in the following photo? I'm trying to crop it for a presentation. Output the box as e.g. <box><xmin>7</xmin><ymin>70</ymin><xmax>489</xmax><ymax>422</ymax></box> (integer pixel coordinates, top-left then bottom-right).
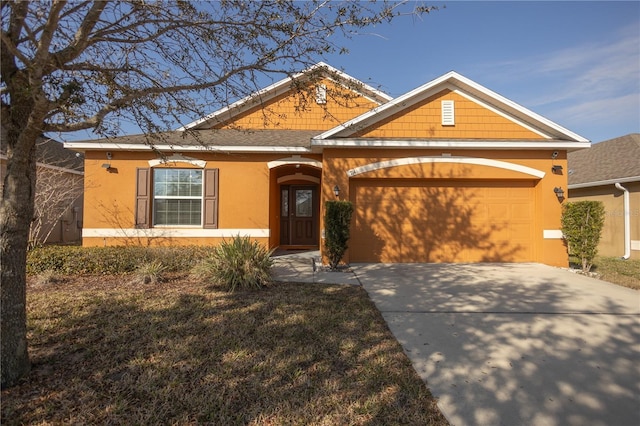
<box><xmin>321</xmin><ymin>1</ymin><xmax>639</xmax><ymax>143</ymax></box>
<box><xmin>64</xmin><ymin>1</ymin><xmax>639</xmax><ymax>144</ymax></box>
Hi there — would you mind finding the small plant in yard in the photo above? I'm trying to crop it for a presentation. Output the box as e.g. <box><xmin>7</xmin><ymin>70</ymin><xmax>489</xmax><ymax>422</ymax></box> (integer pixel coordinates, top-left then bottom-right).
<box><xmin>561</xmin><ymin>201</ymin><xmax>605</xmax><ymax>273</ymax></box>
<box><xmin>324</xmin><ymin>200</ymin><xmax>354</xmax><ymax>271</ymax></box>
<box><xmin>133</xmin><ymin>260</ymin><xmax>167</xmax><ymax>284</ymax></box>
<box><xmin>34</xmin><ymin>269</ymin><xmax>62</xmax><ymax>286</ymax></box>
<box><xmin>192</xmin><ymin>235</ymin><xmax>273</xmax><ymax>291</ymax></box>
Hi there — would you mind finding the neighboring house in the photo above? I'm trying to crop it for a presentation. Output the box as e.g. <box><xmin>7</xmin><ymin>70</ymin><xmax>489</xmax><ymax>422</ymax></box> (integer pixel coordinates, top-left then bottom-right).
<box><xmin>65</xmin><ymin>62</ymin><xmax>590</xmax><ymax>267</ymax></box>
<box><xmin>567</xmin><ymin>134</ymin><xmax>640</xmax><ymax>260</ymax></box>
<box><xmin>1</xmin><ymin>134</ymin><xmax>84</xmax><ymax>245</ymax></box>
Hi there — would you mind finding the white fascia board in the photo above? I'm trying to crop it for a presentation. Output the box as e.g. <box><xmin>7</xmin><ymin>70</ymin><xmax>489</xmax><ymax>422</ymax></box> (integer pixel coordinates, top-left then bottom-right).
<box><xmin>64</xmin><ymin>142</ymin><xmax>310</xmax><ymax>154</ymax></box>
<box><xmin>316</xmin><ymin>71</ymin><xmax>590</xmax><ymax>143</ymax></box>
<box><xmin>568</xmin><ymin>176</ymin><xmax>640</xmax><ymax>190</ymax></box>
<box><xmin>311</xmin><ymin>139</ymin><xmax>592</xmax><ymax>150</ymax></box>
<box><xmin>177</xmin><ymin>62</ymin><xmax>391</xmax><ymax>131</ymax></box>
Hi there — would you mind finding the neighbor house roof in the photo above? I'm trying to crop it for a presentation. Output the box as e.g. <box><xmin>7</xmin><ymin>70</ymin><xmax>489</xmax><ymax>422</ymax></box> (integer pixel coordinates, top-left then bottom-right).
<box><xmin>568</xmin><ymin>133</ymin><xmax>640</xmax><ymax>188</ymax></box>
<box><xmin>0</xmin><ymin>127</ymin><xmax>83</xmax><ymax>173</ymax></box>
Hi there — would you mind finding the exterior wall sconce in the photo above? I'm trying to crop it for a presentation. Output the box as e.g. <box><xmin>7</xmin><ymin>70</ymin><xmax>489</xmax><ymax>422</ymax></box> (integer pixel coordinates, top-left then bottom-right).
<box><xmin>554</xmin><ymin>186</ymin><xmax>565</xmax><ymax>201</ymax></box>
<box><xmin>551</xmin><ymin>165</ymin><xmax>563</xmax><ymax>174</ymax></box>
<box><xmin>102</xmin><ymin>152</ymin><xmax>113</xmax><ymax>170</ymax></box>
<box><xmin>333</xmin><ymin>185</ymin><xmax>340</xmax><ymax>197</ymax></box>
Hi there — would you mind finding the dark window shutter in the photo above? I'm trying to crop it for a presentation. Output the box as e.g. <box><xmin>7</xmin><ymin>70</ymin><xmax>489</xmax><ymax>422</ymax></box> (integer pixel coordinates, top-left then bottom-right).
<box><xmin>203</xmin><ymin>169</ymin><xmax>219</xmax><ymax>229</ymax></box>
<box><xmin>135</xmin><ymin>168</ymin><xmax>150</xmax><ymax>228</ymax></box>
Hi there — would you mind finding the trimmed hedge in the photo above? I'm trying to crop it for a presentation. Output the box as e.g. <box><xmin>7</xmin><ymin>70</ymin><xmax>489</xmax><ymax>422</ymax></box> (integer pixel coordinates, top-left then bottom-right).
<box><xmin>27</xmin><ymin>245</ymin><xmax>214</xmax><ymax>275</ymax></box>
<box><xmin>324</xmin><ymin>200</ymin><xmax>354</xmax><ymax>270</ymax></box>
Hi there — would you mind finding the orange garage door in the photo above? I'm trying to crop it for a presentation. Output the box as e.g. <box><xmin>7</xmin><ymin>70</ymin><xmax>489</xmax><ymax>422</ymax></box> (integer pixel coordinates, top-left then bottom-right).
<box><xmin>351</xmin><ymin>179</ymin><xmax>536</xmax><ymax>263</ymax></box>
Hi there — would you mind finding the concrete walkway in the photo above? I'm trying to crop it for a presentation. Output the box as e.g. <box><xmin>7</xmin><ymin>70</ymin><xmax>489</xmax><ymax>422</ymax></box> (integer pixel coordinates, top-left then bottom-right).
<box><xmin>271</xmin><ymin>250</ymin><xmax>360</xmax><ymax>285</ymax></box>
<box><xmin>353</xmin><ymin>263</ymin><xmax>640</xmax><ymax>426</ymax></box>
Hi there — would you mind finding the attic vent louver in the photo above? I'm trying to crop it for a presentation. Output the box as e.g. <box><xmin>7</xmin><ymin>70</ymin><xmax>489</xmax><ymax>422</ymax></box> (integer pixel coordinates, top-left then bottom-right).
<box><xmin>315</xmin><ymin>84</ymin><xmax>327</xmax><ymax>104</ymax></box>
<box><xmin>441</xmin><ymin>100</ymin><xmax>455</xmax><ymax>125</ymax></box>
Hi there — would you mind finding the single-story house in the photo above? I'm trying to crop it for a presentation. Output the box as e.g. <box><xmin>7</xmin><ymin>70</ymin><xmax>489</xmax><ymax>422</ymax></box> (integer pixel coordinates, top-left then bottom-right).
<box><xmin>65</xmin><ymin>62</ymin><xmax>590</xmax><ymax>267</ymax></box>
<box><xmin>568</xmin><ymin>133</ymin><xmax>640</xmax><ymax>260</ymax></box>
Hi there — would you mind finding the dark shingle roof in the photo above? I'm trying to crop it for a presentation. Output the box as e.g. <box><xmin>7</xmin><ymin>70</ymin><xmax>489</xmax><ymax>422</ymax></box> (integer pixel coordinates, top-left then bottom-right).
<box><xmin>36</xmin><ymin>138</ymin><xmax>84</xmax><ymax>171</ymax></box>
<box><xmin>79</xmin><ymin>129</ymin><xmax>322</xmax><ymax>149</ymax></box>
<box><xmin>568</xmin><ymin>133</ymin><xmax>640</xmax><ymax>185</ymax></box>
<box><xmin>1</xmin><ymin>126</ymin><xmax>83</xmax><ymax>172</ymax></box>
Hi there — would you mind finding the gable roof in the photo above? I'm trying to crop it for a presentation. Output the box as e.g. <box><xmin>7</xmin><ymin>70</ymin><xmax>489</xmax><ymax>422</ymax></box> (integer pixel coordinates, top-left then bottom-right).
<box><xmin>177</xmin><ymin>62</ymin><xmax>392</xmax><ymax>131</ymax></box>
<box><xmin>313</xmin><ymin>71</ymin><xmax>590</xmax><ymax>149</ymax></box>
<box><xmin>568</xmin><ymin>133</ymin><xmax>640</xmax><ymax>188</ymax></box>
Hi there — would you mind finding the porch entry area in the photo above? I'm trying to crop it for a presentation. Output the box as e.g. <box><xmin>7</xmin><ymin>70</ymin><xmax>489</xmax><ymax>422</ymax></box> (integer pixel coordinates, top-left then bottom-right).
<box><xmin>279</xmin><ymin>185</ymin><xmax>319</xmax><ymax>247</ymax></box>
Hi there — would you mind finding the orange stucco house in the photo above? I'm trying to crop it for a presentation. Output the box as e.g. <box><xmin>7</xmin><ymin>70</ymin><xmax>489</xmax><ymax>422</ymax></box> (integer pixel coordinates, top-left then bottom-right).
<box><xmin>65</xmin><ymin>63</ymin><xmax>590</xmax><ymax>267</ymax></box>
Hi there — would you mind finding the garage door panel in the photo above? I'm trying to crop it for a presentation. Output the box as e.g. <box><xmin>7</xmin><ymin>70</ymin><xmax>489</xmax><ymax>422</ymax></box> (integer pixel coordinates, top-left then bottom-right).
<box><xmin>352</xmin><ymin>180</ymin><xmax>535</xmax><ymax>263</ymax></box>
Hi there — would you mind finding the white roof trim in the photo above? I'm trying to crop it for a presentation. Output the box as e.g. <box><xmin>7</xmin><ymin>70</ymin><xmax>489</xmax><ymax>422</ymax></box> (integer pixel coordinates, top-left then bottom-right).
<box><xmin>177</xmin><ymin>62</ymin><xmax>392</xmax><ymax>131</ymax></box>
<box><xmin>346</xmin><ymin>156</ymin><xmax>545</xmax><ymax>179</ymax></box>
<box><xmin>315</xmin><ymin>71</ymin><xmax>589</xmax><ymax>143</ymax></box>
<box><xmin>312</xmin><ymin>139</ymin><xmax>591</xmax><ymax>151</ymax></box>
<box><xmin>568</xmin><ymin>175</ymin><xmax>640</xmax><ymax>189</ymax></box>
<box><xmin>64</xmin><ymin>142</ymin><xmax>311</xmax><ymax>154</ymax></box>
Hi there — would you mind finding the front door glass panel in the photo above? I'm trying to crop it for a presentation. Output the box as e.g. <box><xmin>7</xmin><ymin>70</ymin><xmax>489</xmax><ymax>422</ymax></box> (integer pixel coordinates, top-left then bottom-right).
<box><xmin>295</xmin><ymin>189</ymin><xmax>313</xmax><ymax>217</ymax></box>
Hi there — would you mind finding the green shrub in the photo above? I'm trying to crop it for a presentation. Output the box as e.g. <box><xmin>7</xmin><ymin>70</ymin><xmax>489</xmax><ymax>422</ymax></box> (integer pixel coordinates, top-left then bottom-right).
<box><xmin>191</xmin><ymin>235</ymin><xmax>273</xmax><ymax>292</ymax></box>
<box><xmin>561</xmin><ymin>201</ymin><xmax>605</xmax><ymax>273</ymax></box>
<box><xmin>324</xmin><ymin>201</ymin><xmax>354</xmax><ymax>271</ymax></box>
<box><xmin>27</xmin><ymin>245</ymin><xmax>214</xmax><ymax>275</ymax></box>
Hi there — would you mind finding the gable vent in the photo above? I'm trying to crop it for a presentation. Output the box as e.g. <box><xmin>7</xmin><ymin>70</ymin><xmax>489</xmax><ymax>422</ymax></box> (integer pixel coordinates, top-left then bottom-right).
<box><xmin>315</xmin><ymin>84</ymin><xmax>327</xmax><ymax>104</ymax></box>
<box><xmin>441</xmin><ymin>100</ymin><xmax>455</xmax><ymax>125</ymax></box>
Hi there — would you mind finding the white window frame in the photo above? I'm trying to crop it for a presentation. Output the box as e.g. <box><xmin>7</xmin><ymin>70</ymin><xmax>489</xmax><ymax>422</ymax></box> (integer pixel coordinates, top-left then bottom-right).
<box><xmin>152</xmin><ymin>168</ymin><xmax>204</xmax><ymax>227</ymax></box>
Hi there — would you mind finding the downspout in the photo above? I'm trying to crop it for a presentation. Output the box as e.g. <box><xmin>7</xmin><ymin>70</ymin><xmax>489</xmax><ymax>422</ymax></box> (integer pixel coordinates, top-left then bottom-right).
<box><xmin>614</xmin><ymin>182</ymin><xmax>631</xmax><ymax>260</ymax></box>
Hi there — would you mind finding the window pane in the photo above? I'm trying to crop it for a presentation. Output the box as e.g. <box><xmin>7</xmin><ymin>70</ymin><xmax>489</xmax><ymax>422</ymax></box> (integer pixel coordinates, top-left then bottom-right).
<box><xmin>281</xmin><ymin>189</ymin><xmax>289</xmax><ymax>216</ymax></box>
<box><xmin>153</xmin><ymin>168</ymin><xmax>203</xmax><ymax>226</ymax></box>
<box><xmin>154</xmin><ymin>199</ymin><xmax>201</xmax><ymax>225</ymax></box>
<box><xmin>295</xmin><ymin>189</ymin><xmax>313</xmax><ymax>217</ymax></box>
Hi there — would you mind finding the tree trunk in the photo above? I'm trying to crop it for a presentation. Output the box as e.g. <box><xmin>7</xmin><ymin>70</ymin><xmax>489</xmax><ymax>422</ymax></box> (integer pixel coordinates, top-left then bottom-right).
<box><xmin>1</xmin><ymin>123</ymin><xmax>38</xmax><ymax>388</ymax></box>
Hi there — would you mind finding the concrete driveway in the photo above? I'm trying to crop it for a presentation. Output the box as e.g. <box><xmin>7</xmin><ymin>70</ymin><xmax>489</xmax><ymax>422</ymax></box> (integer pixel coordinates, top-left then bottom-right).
<box><xmin>353</xmin><ymin>263</ymin><xmax>640</xmax><ymax>426</ymax></box>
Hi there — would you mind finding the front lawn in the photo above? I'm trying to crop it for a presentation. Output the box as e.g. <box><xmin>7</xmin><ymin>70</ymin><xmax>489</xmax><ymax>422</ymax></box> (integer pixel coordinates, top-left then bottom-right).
<box><xmin>570</xmin><ymin>255</ymin><xmax>640</xmax><ymax>290</ymax></box>
<box><xmin>590</xmin><ymin>256</ymin><xmax>640</xmax><ymax>290</ymax></box>
<box><xmin>2</xmin><ymin>276</ymin><xmax>448</xmax><ymax>425</ymax></box>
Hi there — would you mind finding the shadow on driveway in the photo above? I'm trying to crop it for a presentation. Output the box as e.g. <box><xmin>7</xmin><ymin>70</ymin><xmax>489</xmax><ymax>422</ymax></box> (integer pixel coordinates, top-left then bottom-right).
<box><xmin>355</xmin><ymin>263</ymin><xmax>640</xmax><ymax>426</ymax></box>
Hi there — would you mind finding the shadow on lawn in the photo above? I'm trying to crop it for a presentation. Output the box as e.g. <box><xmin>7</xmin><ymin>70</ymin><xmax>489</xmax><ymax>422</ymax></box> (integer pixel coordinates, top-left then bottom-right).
<box><xmin>2</xmin><ymin>281</ymin><xmax>447</xmax><ymax>425</ymax></box>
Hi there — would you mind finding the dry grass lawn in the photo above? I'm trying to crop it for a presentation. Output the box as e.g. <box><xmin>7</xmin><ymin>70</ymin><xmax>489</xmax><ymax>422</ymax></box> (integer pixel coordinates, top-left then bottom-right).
<box><xmin>2</xmin><ymin>275</ymin><xmax>448</xmax><ymax>425</ymax></box>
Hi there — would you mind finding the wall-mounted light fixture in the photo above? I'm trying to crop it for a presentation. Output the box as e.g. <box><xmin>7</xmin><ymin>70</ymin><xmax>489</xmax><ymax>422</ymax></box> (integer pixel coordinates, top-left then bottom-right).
<box><xmin>554</xmin><ymin>186</ymin><xmax>565</xmax><ymax>201</ymax></box>
<box><xmin>101</xmin><ymin>163</ymin><xmax>112</xmax><ymax>170</ymax></box>
<box><xmin>106</xmin><ymin>152</ymin><xmax>113</xmax><ymax>160</ymax></box>
<box><xmin>551</xmin><ymin>165</ymin><xmax>563</xmax><ymax>174</ymax></box>
<box><xmin>333</xmin><ymin>185</ymin><xmax>340</xmax><ymax>198</ymax></box>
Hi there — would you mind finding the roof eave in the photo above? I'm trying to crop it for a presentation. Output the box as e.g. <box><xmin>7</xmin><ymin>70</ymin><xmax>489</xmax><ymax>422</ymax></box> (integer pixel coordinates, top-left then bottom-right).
<box><xmin>63</xmin><ymin>142</ymin><xmax>311</xmax><ymax>154</ymax></box>
<box><xmin>310</xmin><ymin>139</ymin><xmax>592</xmax><ymax>151</ymax></box>
<box><xmin>568</xmin><ymin>175</ymin><xmax>640</xmax><ymax>189</ymax></box>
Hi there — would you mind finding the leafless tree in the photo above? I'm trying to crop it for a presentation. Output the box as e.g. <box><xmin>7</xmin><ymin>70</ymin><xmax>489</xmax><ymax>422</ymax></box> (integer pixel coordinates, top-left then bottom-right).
<box><xmin>1</xmin><ymin>0</ymin><xmax>436</xmax><ymax>388</ymax></box>
<box><xmin>29</xmin><ymin>156</ymin><xmax>83</xmax><ymax>249</ymax></box>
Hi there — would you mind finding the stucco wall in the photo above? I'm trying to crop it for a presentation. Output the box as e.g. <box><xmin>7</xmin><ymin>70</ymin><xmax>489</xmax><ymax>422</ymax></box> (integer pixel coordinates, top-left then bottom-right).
<box><xmin>568</xmin><ymin>182</ymin><xmax>640</xmax><ymax>260</ymax></box>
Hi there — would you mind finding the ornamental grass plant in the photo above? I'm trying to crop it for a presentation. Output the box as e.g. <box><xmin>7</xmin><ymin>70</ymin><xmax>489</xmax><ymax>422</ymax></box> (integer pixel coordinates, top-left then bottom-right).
<box><xmin>192</xmin><ymin>235</ymin><xmax>274</xmax><ymax>291</ymax></box>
